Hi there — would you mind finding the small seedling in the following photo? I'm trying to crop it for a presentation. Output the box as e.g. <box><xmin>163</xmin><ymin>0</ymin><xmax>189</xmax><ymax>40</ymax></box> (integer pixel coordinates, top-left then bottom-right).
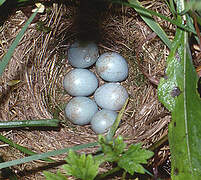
<box><xmin>43</xmin><ymin>135</ymin><xmax>153</xmax><ymax>180</ymax></box>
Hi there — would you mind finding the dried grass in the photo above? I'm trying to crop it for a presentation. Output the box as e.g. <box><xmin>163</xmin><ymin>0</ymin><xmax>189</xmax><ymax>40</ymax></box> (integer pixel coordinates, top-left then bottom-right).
<box><xmin>0</xmin><ymin>1</ymin><xmax>173</xmax><ymax>179</ymax></box>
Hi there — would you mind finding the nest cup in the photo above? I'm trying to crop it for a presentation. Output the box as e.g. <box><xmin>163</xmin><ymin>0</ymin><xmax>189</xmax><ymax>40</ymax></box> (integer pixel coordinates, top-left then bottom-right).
<box><xmin>0</xmin><ymin>1</ymin><xmax>171</xmax><ymax>178</ymax></box>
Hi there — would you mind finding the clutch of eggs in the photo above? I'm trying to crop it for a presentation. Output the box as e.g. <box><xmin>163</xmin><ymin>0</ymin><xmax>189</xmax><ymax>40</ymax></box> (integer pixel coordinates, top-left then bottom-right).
<box><xmin>64</xmin><ymin>41</ymin><xmax>129</xmax><ymax>134</ymax></box>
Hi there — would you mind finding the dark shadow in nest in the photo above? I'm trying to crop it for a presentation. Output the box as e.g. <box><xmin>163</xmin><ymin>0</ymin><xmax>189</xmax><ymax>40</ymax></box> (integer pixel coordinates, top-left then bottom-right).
<box><xmin>74</xmin><ymin>0</ymin><xmax>108</xmax><ymax>43</ymax></box>
<box><xmin>59</xmin><ymin>0</ymin><xmax>133</xmax><ymax>45</ymax></box>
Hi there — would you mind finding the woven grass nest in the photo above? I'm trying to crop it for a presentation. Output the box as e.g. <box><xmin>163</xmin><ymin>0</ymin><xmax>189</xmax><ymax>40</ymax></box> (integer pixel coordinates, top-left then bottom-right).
<box><xmin>0</xmin><ymin>1</ymin><xmax>172</xmax><ymax>179</ymax></box>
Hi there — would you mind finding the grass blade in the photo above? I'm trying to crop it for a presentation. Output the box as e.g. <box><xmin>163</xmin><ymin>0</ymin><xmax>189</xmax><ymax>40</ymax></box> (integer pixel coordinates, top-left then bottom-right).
<box><xmin>0</xmin><ymin>6</ymin><xmax>39</xmax><ymax>76</ymax></box>
<box><xmin>0</xmin><ymin>156</ymin><xmax>18</xmax><ymax>180</ymax></box>
<box><xmin>0</xmin><ymin>134</ymin><xmax>54</xmax><ymax>162</ymax></box>
<box><xmin>0</xmin><ymin>0</ymin><xmax>5</xmax><ymax>6</ymax></box>
<box><xmin>128</xmin><ymin>0</ymin><xmax>172</xmax><ymax>49</ymax></box>
<box><xmin>106</xmin><ymin>98</ymin><xmax>129</xmax><ymax>141</ymax></box>
<box><xmin>0</xmin><ymin>119</ymin><xmax>60</xmax><ymax>128</ymax></box>
<box><xmin>113</xmin><ymin>0</ymin><xmax>197</xmax><ymax>36</ymax></box>
<box><xmin>0</xmin><ymin>142</ymin><xmax>99</xmax><ymax>169</ymax></box>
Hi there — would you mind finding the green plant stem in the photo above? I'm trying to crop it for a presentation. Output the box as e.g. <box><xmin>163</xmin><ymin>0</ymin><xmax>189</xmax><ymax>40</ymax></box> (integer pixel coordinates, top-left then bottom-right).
<box><xmin>0</xmin><ymin>119</ymin><xmax>60</xmax><ymax>128</ymax></box>
<box><xmin>0</xmin><ymin>134</ymin><xmax>54</xmax><ymax>163</ymax></box>
<box><xmin>106</xmin><ymin>98</ymin><xmax>129</xmax><ymax>142</ymax></box>
<box><xmin>0</xmin><ymin>142</ymin><xmax>99</xmax><ymax>169</ymax></box>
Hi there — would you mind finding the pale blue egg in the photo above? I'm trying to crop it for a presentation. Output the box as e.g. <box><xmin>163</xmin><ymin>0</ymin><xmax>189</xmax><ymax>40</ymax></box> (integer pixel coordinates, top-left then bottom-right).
<box><xmin>68</xmin><ymin>41</ymin><xmax>99</xmax><ymax>68</ymax></box>
<box><xmin>65</xmin><ymin>97</ymin><xmax>98</xmax><ymax>125</ymax></box>
<box><xmin>91</xmin><ymin>109</ymin><xmax>117</xmax><ymax>134</ymax></box>
<box><xmin>94</xmin><ymin>83</ymin><xmax>128</xmax><ymax>111</ymax></box>
<box><xmin>96</xmin><ymin>52</ymin><xmax>128</xmax><ymax>82</ymax></box>
<box><xmin>63</xmin><ymin>68</ymin><xmax>98</xmax><ymax>96</ymax></box>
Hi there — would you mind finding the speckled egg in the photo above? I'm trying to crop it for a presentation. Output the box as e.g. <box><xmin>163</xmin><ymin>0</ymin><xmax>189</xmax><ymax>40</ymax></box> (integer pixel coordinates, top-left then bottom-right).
<box><xmin>96</xmin><ymin>52</ymin><xmax>128</xmax><ymax>82</ymax></box>
<box><xmin>94</xmin><ymin>83</ymin><xmax>128</xmax><ymax>111</ymax></box>
<box><xmin>63</xmin><ymin>68</ymin><xmax>98</xmax><ymax>96</ymax></box>
<box><xmin>68</xmin><ymin>41</ymin><xmax>99</xmax><ymax>68</ymax></box>
<box><xmin>65</xmin><ymin>97</ymin><xmax>98</xmax><ymax>125</ymax></box>
<box><xmin>91</xmin><ymin>109</ymin><xmax>117</xmax><ymax>134</ymax></box>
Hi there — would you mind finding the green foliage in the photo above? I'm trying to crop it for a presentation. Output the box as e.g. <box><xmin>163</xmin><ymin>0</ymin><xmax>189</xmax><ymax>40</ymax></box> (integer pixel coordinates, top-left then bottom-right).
<box><xmin>118</xmin><ymin>144</ymin><xmax>154</xmax><ymax>175</ymax></box>
<box><xmin>63</xmin><ymin>150</ymin><xmax>100</xmax><ymax>180</ymax></box>
<box><xmin>0</xmin><ymin>0</ymin><xmax>5</xmax><ymax>6</ymax></box>
<box><xmin>158</xmin><ymin>0</ymin><xmax>201</xmax><ymax>179</ymax></box>
<box><xmin>0</xmin><ymin>156</ymin><xmax>18</xmax><ymax>180</ymax></box>
<box><xmin>128</xmin><ymin>0</ymin><xmax>172</xmax><ymax>49</ymax></box>
<box><xmin>0</xmin><ymin>142</ymin><xmax>98</xmax><ymax>169</ymax></box>
<box><xmin>99</xmin><ymin>135</ymin><xmax>126</xmax><ymax>162</ymax></box>
<box><xmin>0</xmin><ymin>134</ymin><xmax>54</xmax><ymax>162</ymax></box>
<box><xmin>116</xmin><ymin>0</ymin><xmax>196</xmax><ymax>35</ymax></box>
<box><xmin>106</xmin><ymin>98</ymin><xmax>128</xmax><ymax>141</ymax></box>
<box><xmin>99</xmin><ymin>136</ymin><xmax>153</xmax><ymax>175</ymax></box>
<box><xmin>43</xmin><ymin>136</ymin><xmax>153</xmax><ymax>179</ymax></box>
<box><xmin>0</xmin><ymin>119</ymin><xmax>60</xmax><ymax>128</ymax></box>
<box><xmin>184</xmin><ymin>0</ymin><xmax>201</xmax><ymax>11</ymax></box>
<box><xmin>0</xmin><ymin>7</ymin><xmax>39</xmax><ymax>76</ymax></box>
<box><xmin>43</xmin><ymin>171</ymin><xmax>67</xmax><ymax>180</ymax></box>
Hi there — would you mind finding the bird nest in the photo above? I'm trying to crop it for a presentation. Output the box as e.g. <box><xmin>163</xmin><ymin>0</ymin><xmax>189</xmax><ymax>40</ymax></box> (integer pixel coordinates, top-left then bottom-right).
<box><xmin>0</xmin><ymin>1</ymin><xmax>172</xmax><ymax>179</ymax></box>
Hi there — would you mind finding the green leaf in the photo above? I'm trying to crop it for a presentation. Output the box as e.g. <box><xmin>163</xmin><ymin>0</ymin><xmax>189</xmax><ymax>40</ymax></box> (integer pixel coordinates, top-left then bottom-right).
<box><xmin>106</xmin><ymin>98</ymin><xmax>128</xmax><ymax>141</ymax></box>
<box><xmin>118</xmin><ymin>144</ymin><xmax>153</xmax><ymax>175</ymax></box>
<box><xmin>43</xmin><ymin>171</ymin><xmax>67</xmax><ymax>180</ymax></box>
<box><xmin>0</xmin><ymin>134</ymin><xmax>54</xmax><ymax>162</ymax></box>
<box><xmin>0</xmin><ymin>156</ymin><xmax>18</xmax><ymax>180</ymax></box>
<box><xmin>0</xmin><ymin>0</ymin><xmax>5</xmax><ymax>6</ymax></box>
<box><xmin>158</xmin><ymin>0</ymin><xmax>201</xmax><ymax>179</ymax></box>
<box><xmin>63</xmin><ymin>150</ymin><xmax>99</xmax><ymax>180</ymax></box>
<box><xmin>0</xmin><ymin>5</ymin><xmax>40</xmax><ymax>76</ymax></box>
<box><xmin>99</xmin><ymin>135</ymin><xmax>126</xmax><ymax>162</ymax></box>
<box><xmin>128</xmin><ymin>0</ymin><xmax>172</xmax><ymax>49</ymax></box>
<box><xmin>0</xmin><ymin>119</ymin><xmax>60</xmax><ymax>128</ymax></box>
<box><xmin>184</xmin><ymin>0</ymin><xmax>201</xmax><ymax>11</ymax></box>
<box><xmin>0</xmin><ymin>142</ymin><xmax>98</xmax><ymax>169</ymax></box>
<box><xmin>114</xmin><ymin>0</ymin><xmax>197</xmax><ymax>35</ymax></box>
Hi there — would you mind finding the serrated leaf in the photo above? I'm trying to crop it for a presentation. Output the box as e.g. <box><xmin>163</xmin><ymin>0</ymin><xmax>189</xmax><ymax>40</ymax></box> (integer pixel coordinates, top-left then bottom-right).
<box><xmin>113</xmin><ymin>136</ymin><xmax>126</xmax><ymax>154</ymax></box>
<box><xmin>63</xmin><ymin>150</ymin><xmax>99</xmax><ymax>180</ymax></box>
<box><xmin>43</xmin><ymin>171</ymin><xmax>67</xmax><ymax>180</ymax></box>
<box><xmin>118</xmin><ymin>144</ymin><xmax>154</xmax><ymax>175</ymax></box>
<box><xmin>99</xmin><ymin>135</ymin><xmax>126</xmax><ymax>162</ymax></box>
<box><xmin>158</xmin><ymin>0</ymin><xmax>201</xmax><ymax>179</ymax></box>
